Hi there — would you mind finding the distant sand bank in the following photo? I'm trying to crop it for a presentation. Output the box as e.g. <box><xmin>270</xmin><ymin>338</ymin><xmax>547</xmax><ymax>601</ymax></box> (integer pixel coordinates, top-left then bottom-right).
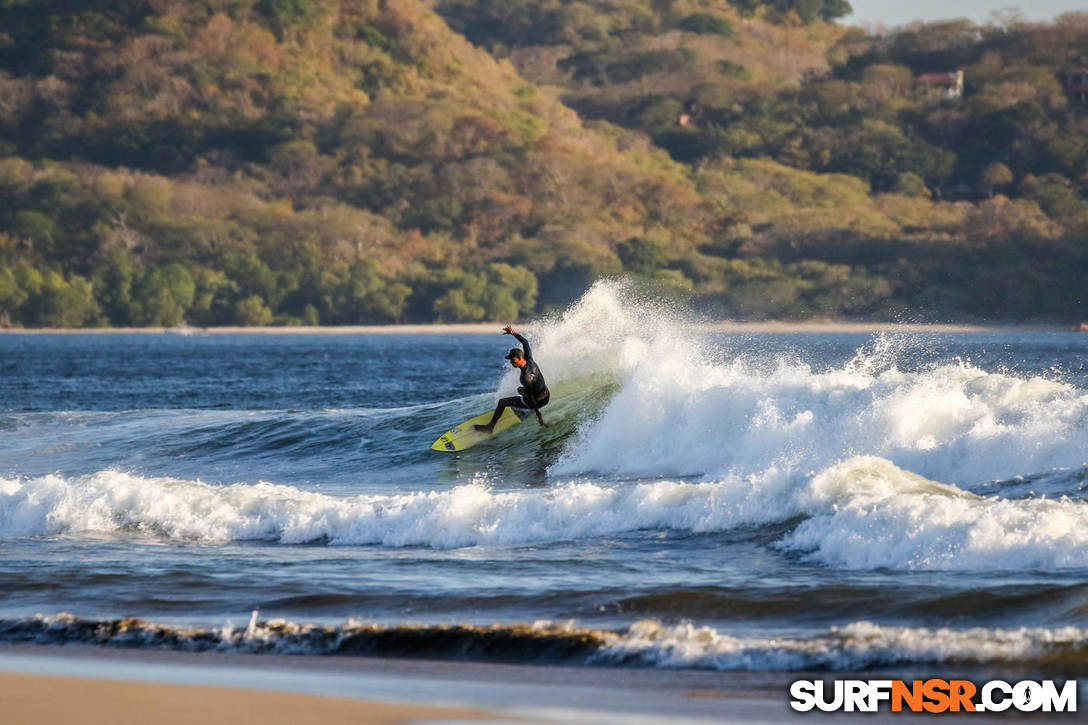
<box><xmin>0</xmin><ymin>321</ymin><xmax>1062</xmax><ymax>335</ymax></box>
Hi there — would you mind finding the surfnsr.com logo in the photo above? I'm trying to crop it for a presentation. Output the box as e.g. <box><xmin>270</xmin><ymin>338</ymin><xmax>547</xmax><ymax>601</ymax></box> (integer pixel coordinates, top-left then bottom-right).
<box><xmin>790</xmin><ymin>679</ymin><xmax>1077</xmax><ymax>713</ymax></box>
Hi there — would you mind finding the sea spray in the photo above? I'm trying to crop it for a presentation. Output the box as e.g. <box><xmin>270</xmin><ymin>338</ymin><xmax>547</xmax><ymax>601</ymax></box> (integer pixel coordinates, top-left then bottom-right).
<box><xmin>535</xmin><ymin>290</ymin><xmax>1088</xmax><ymax>485</ymax></box>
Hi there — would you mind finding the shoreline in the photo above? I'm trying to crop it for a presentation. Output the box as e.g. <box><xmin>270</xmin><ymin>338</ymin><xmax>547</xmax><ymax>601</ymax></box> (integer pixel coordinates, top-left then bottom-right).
<box><xmin>0</xmin><ymin>644</ymin><xmax>1036</xmax><ymax>724</ymax></box>
<box><xmin>0</xmin><ymin>321</ymin><xmax>1069</xmax><ymax>335</ymax></box>
<box><xmin>0</xmin><ymin>643</ymin><xmax>790</xmax><ymax>724</ymax></box>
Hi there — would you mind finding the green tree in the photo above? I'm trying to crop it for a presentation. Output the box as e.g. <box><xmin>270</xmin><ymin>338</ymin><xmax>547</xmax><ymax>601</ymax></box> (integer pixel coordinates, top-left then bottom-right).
<box><xmin>233</xmin><ymin>295</ymin><xmax>274</xmax><ymax>326</ymax></box>
<box><xmin>189</xmin><ymin>267</ymin><xmax>237</xmax><ymax>326</ymax></box>
<box><xmin>893</xmin><ymin>172</ymin><xmax>931</xmax><ymax>198</ymax></box>
<box><xmin>331</xmin><ymin>260</ymin><xmax>411</xmax><ymax>324</ymax></box>
<box><xmin>677</xmin><ymin>14</ymin><xmax>733</xmax><ymax>37</ymax></box>
<box><xmin>258</xmin><ymin>0</ymin><xmax>322</xmax><ymax>37</ymax></box>
<box><xmin>487</xmin><ymin>263</ymin><xmax>538</xmax><ymax>317</ymax></box>
<box><xmin>0</xmin><ymin>266</ymin><xmax>29</xmax><ymax>320</ymax></box>
<box><xmin>617</xmin><ymin>237</ymin><xmax>666</xmax><ymax>275</ymax></box>
<box><xmin>14</xmin><ymin>210</ymin><xmax>55</xmax><ymax>253</ymax></box>
<box><xmin>92</xmin><ymin>247</ymin><xmax>135</xmax><ymax>326</ymax></box>
<box><xmin>23</xmin><ymin>271</ymin><xmax>100</xmax><ymax>327</ymax></box>
<box><xmin>226</xmin><ymin>252</ymin><xmax>277</xmax><ymax>302</ymax></box>
<box><xmin>980</xmin><ymin>162</ymin><xmax>1014</xmax><ymax>198</ymax></box>
<box><xmin>301</xmin><ymin>303</ymin><xmax>319</xmax><ymax>325</ymax></box>
<box><xmin>132</xmin><ymin>264</ymin><xmax>196</xmax><ymax>326</ymax></box>
<box><xmin>429</xmin><ymin>264</ymin><xmax>539</xmax><ymax>322</ymax></box>
<box><xmin>818</xmin><ymin>0</ymin><xmax>853</xmax><ymax>21</ymax></box>
<box><xmin>1028</xmin><ymin>176</ymin><xmax>1084</xmax><ymax>220</ymax></box>
<box><xmin>433</xmin><ymin>287</ymin><xmax>486</xmax><ymax>322</ymax></box>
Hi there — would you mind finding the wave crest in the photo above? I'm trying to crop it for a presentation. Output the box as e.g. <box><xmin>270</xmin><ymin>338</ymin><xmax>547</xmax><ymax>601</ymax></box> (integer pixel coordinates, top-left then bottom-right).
<box><xmin>5</xmin><ymin>613</ymin><xmax>1087</xmax><ymax>672</ymax></box>
<box><xmin>5</xmin><ymin>458</ymin><xmax>1088</xmax><ymax>571</ymax></box>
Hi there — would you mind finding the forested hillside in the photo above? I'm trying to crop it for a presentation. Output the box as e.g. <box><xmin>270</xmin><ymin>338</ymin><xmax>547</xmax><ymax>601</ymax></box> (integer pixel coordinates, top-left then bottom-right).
<box><xmin>1</xmin><ymin>0</ymin><xmax>1087</xmax><ymax>326</ymax></box>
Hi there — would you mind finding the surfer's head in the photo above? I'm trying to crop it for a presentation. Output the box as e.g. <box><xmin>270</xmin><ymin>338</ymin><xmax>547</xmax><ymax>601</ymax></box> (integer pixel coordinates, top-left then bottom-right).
<box><xmin>505</xmin><ymin>348</ymin><xmax>526</xmax><ymax>368</ymax></box>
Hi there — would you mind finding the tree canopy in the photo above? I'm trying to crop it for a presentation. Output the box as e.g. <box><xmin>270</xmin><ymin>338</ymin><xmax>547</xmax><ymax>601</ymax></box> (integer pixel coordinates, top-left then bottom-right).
<box><xmin>1</xmin><ymin>1</ymin><xmax>1087</xmax><ymax>327</ymax></box>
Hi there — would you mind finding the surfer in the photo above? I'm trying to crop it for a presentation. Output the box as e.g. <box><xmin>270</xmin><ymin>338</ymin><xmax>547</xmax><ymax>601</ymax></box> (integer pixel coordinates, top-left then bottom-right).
<box><xmin>474</xmin><ymin>325</ymin><xmax>549</xmax><ymax>432</ymax></box>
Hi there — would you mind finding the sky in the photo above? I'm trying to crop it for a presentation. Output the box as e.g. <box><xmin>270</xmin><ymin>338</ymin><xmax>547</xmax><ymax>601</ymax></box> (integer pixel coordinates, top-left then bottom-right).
<box><xmin>846</xmin><ymin>0</ymin><xmax>1088</xmax><ymax>28</ymax></box>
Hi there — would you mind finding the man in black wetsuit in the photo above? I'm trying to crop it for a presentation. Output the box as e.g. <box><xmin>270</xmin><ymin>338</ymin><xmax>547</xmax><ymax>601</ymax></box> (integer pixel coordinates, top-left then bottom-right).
<box><xmin>474</xmin><ymin>325</ymin><xmax>549</xmax><ymax>432</ymax></box>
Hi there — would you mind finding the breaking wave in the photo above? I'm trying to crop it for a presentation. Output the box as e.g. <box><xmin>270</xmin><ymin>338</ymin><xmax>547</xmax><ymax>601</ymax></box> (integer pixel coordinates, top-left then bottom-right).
<box><xmin>4</xmin><ymin>456</ymin><xmax>1088</xmax><ymax>570</ymax></box>
<box><xmin>545</xmin><ymin>284</ymin><xmax>1088</xmax><ymax>485</ymax></box>
<box><xmin>4</xmin><ymin>282</ymin><xmax>1088</xmax><ymax>571</ymax></box>
<box><xmin>3</xmin><ymin>613</ymin><xmax>1086</xmax><ymax>672</ymax></box>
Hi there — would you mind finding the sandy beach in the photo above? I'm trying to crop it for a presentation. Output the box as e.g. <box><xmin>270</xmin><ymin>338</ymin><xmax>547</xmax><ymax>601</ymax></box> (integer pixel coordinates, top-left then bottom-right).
<box><xmin>0</xmin><ymin>671</ymin><xmax>495</xmax><ymax>725</ymax></box>
<box><xmin>0</xmin><ymin>321</ymin><xmax>1059</xmax><ymax>334</ymax></box>
<box><xmin>0</xmin><ymin>644</ymin><xmax>791</xmax><ymax>725</ymax></box>
<box><xmin>0</xmin><ymin>644</ymin><xmax>1064</xmax><ymax>724</ymax></box>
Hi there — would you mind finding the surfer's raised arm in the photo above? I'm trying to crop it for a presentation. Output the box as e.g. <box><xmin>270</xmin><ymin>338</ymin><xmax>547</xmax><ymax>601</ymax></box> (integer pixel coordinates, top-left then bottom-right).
<box><xmin>502</xmin><ymin>325</ymin><xmax>532</xmax><ymax>361</ymax></box>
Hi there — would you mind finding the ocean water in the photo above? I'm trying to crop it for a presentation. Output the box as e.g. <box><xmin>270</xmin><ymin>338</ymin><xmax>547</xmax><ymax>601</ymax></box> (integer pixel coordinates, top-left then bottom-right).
<box><xmin>2</xmin><ymin>281</ymin><xmax>1088</xmax><ymax>673</ymax></box>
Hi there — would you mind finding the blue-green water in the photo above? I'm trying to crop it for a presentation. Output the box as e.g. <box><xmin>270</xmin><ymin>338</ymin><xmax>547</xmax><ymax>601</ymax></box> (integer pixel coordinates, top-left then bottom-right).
<box><xmin>2</xmin><ymin>285</ymin><xmax>1088</xmax><ymax>671</ymax></box>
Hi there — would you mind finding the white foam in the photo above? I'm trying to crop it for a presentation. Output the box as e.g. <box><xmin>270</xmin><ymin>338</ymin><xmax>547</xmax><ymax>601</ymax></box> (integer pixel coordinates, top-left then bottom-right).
<box><xmin>781</xmin><ymin>456</ymin><xmax>1088</xmax><ymax>569</ymax></box>
<box><xmin>551</xmin><ymin>338</ymin><xmax>1088</xmax><ymax>486</ymax></box>
<box><xmin>597</xmin><ymin>619</ymin><xmax>1088</xmax><ymax>670</ymax></box>
<box><xmin>11</xmin><ymin>613</ymin><xmax>1087</xmax><ymax>671</ymax></box>
<box><xmin>532</xmin><ymin>283</ymin><xmax>1088</xmax><ymax>486</ymax></box>
<box><xmin>0</xmin><ymin>470</ymin><xmax>768</xmax><ymax>546</ymax></box>
<box><xmin>4</xmin><ymin>459</ymin><xmax>1088</xmax><ymax>570</ymax></box>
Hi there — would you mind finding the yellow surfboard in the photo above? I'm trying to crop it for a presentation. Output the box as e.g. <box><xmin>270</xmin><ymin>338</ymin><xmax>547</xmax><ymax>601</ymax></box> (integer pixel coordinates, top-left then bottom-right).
<box><xmin>431</xmin><ymin>408</ymin><xmax>527</xmax><ymax>452</ymax></box>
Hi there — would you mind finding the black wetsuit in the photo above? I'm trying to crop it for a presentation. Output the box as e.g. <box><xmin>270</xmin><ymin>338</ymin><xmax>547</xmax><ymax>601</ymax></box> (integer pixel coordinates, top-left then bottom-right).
<box><xmin>512</xmin><ymin>332</ymin><xmax>550</xmax><ymax>412</ymax></box>
<box><xmin>477</xmin><ymin>332</ymin><xmax>550</xmax><ymax>430</ymax></box>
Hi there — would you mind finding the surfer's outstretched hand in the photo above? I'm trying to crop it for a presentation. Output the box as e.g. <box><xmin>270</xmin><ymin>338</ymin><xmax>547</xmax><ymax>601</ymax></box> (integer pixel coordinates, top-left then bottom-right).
<box><xmin>502</xmin><ymin>325</ymin><xmax>515</xmax><ymax>335</ymax></box>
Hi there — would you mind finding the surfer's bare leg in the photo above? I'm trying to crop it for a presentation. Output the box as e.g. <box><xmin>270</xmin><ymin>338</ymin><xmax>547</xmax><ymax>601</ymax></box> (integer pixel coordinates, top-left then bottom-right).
<box><xmin>474</xmin><ymin>396</ymin><xmax>522</xmax><ymax>433</ymax></box>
